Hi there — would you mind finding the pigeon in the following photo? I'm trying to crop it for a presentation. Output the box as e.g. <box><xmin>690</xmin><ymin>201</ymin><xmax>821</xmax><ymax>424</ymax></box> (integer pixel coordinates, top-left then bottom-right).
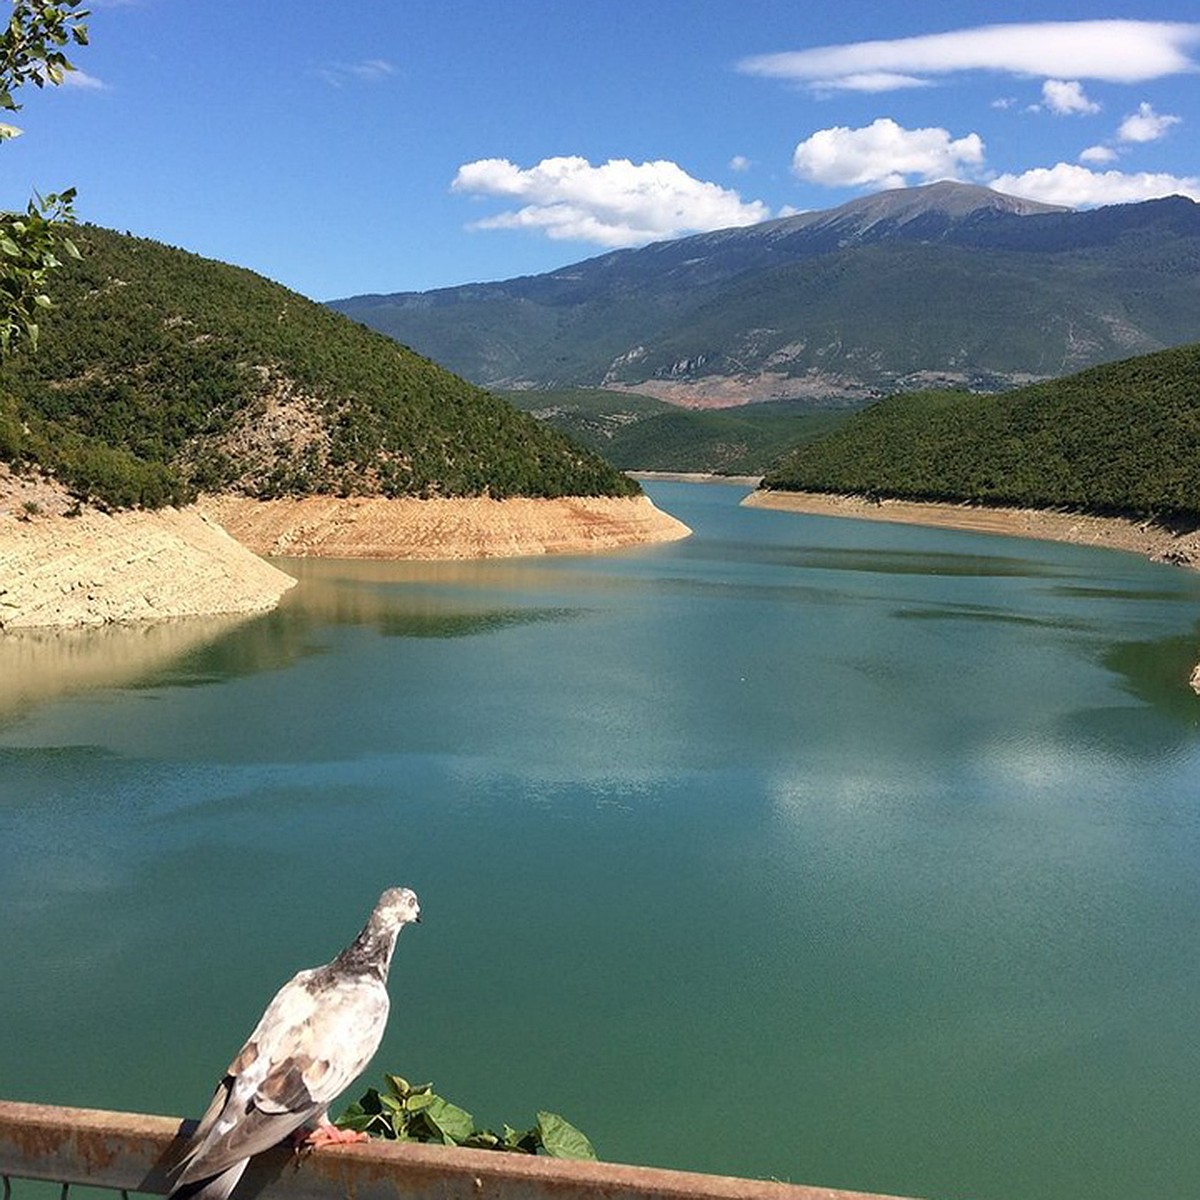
<box><xmin>168</xmin><ymin>886</ymin><xmax>421</xmax><ymax>1200</ymax></box>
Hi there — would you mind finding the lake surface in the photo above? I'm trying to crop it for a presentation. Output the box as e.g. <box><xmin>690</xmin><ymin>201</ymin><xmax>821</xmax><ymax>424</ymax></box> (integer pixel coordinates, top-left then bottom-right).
<box><xmin>4</xmin><ymin>480</ymin><xmax>1200</xmax><ymax>1200</ymax></box>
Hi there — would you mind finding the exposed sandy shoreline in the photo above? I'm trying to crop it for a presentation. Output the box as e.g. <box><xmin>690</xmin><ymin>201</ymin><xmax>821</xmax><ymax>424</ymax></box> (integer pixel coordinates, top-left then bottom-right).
<box><xmin>0</xmin><ymin>472</ymin><xmax>690</xmax><ymax>629</ymax></box>
<box><xmin>744</xmin><ymin>489</ymin><xmax>1200</xmax><ymax>568</ymax></box>
<box><xmin>631</xmin><ymin>471</ymin><xmax>764</xmax><ymax>487</ymax></box>
<box><xmin>0</xmin><ymin>504</ymin><xmax>297</xmax><ymax>631</ymax></box>
<box><xmin>197</xmin><ymin>493</ymin><xmax>690</xmax><ymax>560</ymax></box>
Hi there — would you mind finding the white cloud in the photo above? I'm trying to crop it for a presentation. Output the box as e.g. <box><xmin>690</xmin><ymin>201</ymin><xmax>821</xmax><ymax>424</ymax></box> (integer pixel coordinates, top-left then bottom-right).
<box><xmin>738</xmin><ymin>20</ymin><xmax>1200</xmax><ymax>91</ymax></box>
<box><xmin>317</xmin><ymin>58</ymin><xmax>396</xmax><ymax>87</ymax></box>
<box><xmin>451</xmin><ymin>156</ymin><xmax>772</xmax><ymax>246</ymax></box>
<box><xmin>813</xmin><ymin>71</ymin><xmax>931</xmax><ymax>94</ymax></box>
<box><xmin>729</xmin><ymin>154</ymin><xmax>751</xmax><ymax>172</ymax></box>
<box><xmin>991</xmin><ymin>162</ymin><xmax>1200</xmax><ymax>206</ymax></box>
<box><xmin>1041</xmin><ymin>79</ymin><xmax>1100</xmax><ymax>115</ymax></box>
<box><xmin>1117</xmin><ymin>101</ymin><xmax>1181</xmax><ymax>143</ymax></box>
<box><xmin>1079</xmin><ymin>144</ymin><xmax>1117</xmax><ymax>164</ymax></box>
<box><xmin>350</xmin><ymin>59</ymin><xmax>395</xmax><ymax>82</ymax></box>
<box><xmin>61</xmin><ymin>69</ymin><xmax>106</xmax><ymax>91</ymax></box>
<box><xmin>792</xmin><ymin>118</ymin><xmax>984</xmax><ymax>189</ymax></box>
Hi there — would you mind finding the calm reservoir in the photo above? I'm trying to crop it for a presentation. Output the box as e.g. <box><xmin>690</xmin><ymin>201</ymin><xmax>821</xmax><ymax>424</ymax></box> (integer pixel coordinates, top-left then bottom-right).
<box><xmin>3</xmin><ymin>480</ymin><xmax>1200</xmax><ymax>1200</ymax></box>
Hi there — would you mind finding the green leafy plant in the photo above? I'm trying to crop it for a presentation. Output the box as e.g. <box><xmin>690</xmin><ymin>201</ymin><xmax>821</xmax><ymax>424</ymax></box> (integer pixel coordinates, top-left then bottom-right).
<box><xmin>1</xmin><ymin>190</ymin><xmax>81</xmax><ymax>353</ymax></box>
<box><xmin>336</xmin><ymin>1074</ymin><xmax>597</xmax><ymax>1161</ymax></box>
<box><xmin>1</xmin><ymin>1</ymin><xmax>89</xmax><ymax>356</ymax></box>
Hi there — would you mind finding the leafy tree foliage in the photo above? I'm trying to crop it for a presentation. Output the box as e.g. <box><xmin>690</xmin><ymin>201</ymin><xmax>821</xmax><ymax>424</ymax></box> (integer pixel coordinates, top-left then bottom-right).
<box><xmin>1</xmin><ymin>0</ymin><xmax>89</xmax><ymax>354</ymax></box>
<box><xmin>0</xmin><ymin>225</ymin><xmax>639</xmax><ymax>507</ymax></box>
<box><xmin>762</xmin><ymin>343</ymin><xmax>1200</xmax><ymax>521</ymax></box>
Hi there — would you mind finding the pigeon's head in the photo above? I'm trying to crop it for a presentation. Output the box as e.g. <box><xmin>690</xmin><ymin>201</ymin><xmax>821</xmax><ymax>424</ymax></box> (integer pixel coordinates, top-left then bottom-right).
<box><xmin>375</xmin><ymin>886</ymin><xmax>421</xmax><ymax>930</ymax></box>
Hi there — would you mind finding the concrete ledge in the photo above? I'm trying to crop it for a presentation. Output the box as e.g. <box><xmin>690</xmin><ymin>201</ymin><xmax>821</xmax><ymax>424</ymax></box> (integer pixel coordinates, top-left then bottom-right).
<box><xmin>0</xmin><ymin>1100</ymin><xmax>916</xmax><ymax>1200</ymax></box>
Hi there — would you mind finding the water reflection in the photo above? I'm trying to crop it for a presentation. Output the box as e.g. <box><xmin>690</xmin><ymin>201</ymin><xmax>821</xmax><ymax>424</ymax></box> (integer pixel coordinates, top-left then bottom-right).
<box><xmin>1103</xmin><ymin>621</ymin><xmax>1200</xmax><ymax>726</ymax></box>
<box><xmin>0</xmin><ymin>615</ymin><xmax>256</xmax><ymax>717</ymax></box>
<box><xmin>0</xmin><ymin>558</ymin><xmax>590</xmax><ymax>722</ymax></box>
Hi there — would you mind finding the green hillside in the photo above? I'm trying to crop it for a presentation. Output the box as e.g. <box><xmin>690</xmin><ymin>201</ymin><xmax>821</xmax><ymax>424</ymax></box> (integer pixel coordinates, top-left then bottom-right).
<box><xmin>502</xmin><ymin>388</ymin><xmax>852</xmax><ymax>475</ymax></box>
<box><xmin>762</xmin><ymin>343</ymin><xmax>1200</xmax><ymax>520</ymax></box>
<box><xmin>0</xmin><ymin>226</ymin><xmax>637</xmax><ymax>509</ymax></box>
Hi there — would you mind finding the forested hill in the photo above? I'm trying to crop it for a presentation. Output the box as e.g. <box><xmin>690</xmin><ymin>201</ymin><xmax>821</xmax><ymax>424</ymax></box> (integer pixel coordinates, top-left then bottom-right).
<box><xmin>761</xmin><ymin>343</ymin><xmax>1200</xmax><ymax>521</ymax></box>
<box><xmin>0</xmin><ymin>226</ymin><xmax>637</xmax><ymax>509</ymax></box>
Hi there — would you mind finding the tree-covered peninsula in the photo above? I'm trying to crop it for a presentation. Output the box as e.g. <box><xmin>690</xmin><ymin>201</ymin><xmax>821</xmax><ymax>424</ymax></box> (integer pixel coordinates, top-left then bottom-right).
<box><xmin>0</xmin><ymin>226</ymin><xmax>638</xmax><ymax>509</ymax></box>
<box><xmin>761</xmin><ymin>342</ymin><xmax>1200</xmax><ymax>521</ymax></box>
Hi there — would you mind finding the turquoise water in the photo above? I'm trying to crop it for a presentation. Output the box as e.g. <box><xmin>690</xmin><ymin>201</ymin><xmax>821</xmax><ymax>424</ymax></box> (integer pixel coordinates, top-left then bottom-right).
<box><xmin>3</xmin><ymin>480</ymin><xmax>1200</xmax><ymax>1200</ymax></box>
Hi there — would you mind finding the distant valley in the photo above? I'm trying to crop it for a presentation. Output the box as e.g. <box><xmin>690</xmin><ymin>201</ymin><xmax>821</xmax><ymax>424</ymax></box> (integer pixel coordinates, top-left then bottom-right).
<box><xmin>499</xmin><ymin>388</ymin><xmax>850</xmax><ymax>475</ymax></box>
<box><xmin>331</xmin><ymin>182</ymin><xmax>1200</xmax><ymax>406</ymax></box>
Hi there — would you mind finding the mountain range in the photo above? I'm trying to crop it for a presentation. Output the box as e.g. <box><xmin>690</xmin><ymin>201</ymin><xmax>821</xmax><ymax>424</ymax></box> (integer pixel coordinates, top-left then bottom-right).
<box><xmin>330</xmin><ymin>182</ymin><xmax>1200</xmax><ymax>406</ymax></box>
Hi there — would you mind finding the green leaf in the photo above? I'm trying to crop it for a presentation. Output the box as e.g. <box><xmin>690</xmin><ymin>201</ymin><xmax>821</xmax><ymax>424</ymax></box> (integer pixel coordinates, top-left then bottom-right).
<box><xmin>536</xmin><ymin>1112</ymin><xmax>597</xmax><ymax>1161</ymax></box>
<box><xmin>422</xmin><ymin>1095</ymin><xmax>476</xmax><ymax>1145</ymax></box>
<box><xmin>383</xmin><ymin>1073</ymin><xmax>411</xmax><ymax>1099</ymax></box>
<box><xmin>463</xmin><ymin>1130</ymin><xmax>501</xmax><ymax>1150</ymax></box>
<box><xmin>404</xmin><ymin>1091</ymin><xmax>435</xmax><ymax>1112</ymax></box>
<box><xmin>502</xmin><ymin>1124</ymin><xmax>539</xmax><ymax>1153</ymax></box>
<box><xmin>335</xmin><ymin>1101</ymin><xmax>391</xmax><ymax>1136</ymax></box>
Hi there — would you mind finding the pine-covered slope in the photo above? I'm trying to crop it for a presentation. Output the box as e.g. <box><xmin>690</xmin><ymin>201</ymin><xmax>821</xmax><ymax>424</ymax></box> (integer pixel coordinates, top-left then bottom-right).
<box><xmin>0</xmin><ymin>226</ymin><xmax>637</xmax><ymax>508</ymax></box>
<box><xmin>761</xmin><ymin>343</ymin><xmax>1200</xmax><ymax>520</ymax></box>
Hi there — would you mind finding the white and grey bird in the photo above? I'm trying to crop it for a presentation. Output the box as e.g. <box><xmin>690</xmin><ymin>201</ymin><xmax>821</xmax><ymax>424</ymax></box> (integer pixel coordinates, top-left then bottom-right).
<box><xmin>168</xmin><ymin>886</ymin><xmax>421</xmax><ymax>1200</ymax></box>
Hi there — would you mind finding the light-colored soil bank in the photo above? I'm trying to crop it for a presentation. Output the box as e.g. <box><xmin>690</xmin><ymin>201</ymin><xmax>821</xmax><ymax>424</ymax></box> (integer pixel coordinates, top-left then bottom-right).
<box><xmin>197</xmin><ymin>493</ymin><xmax>691</xmax><ymax>560</ymax></box>
<box><xmin>0</xmin><ymin>504</ymin><xmax>298</xmax><ymax>631</ymax></box>
<box><xmin>0</xmin><ymin>458</ymin><xmax>689</xmax><ymax>630</ymax></box>
<box><xmin>743</xmin><ymin>489</ymin><xmax>1200</xmax><ymax>567</ymax></box>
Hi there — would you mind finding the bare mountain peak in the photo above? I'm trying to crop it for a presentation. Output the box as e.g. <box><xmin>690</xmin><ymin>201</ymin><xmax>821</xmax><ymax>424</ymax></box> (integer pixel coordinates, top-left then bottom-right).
<box><xmin>852</xmin><ymin>180</ymin><xmax>1067</xmax><ymax>218</ymax></box>
<box><xmin>762</xmin><ymin>181</ymin><xmax>1070</xmax><ymax>240</ymax></box>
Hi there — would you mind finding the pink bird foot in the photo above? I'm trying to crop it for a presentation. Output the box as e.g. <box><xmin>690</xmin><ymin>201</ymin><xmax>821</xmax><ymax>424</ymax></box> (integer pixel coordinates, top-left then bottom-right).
<box><xmin>294</xmin><ymin>1121</ymin><xmax>370</xmax><ymax>1151</ymax></box>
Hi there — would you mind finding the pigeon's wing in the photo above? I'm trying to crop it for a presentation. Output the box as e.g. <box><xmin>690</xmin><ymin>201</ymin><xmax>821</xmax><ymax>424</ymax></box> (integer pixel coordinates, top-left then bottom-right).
<box><xmin>172</xmin><ymin>968</ymin><xmax>390</xmax><ymax>1187</ymax></box>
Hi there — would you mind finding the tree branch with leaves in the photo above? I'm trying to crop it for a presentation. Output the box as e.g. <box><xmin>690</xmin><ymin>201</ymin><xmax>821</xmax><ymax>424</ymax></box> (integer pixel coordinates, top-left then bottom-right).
<box><xmin>1</xmin><ymin>0</ymin><xmax>89</xmax><ymax>354</ymax></box>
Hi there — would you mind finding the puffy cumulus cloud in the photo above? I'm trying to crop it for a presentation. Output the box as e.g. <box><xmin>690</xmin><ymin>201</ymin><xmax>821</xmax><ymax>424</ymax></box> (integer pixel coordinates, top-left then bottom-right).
<box><xmin>738</xmin><ymin>20</ymin><xmax>1200</xmax><ymax>91</ymax></box>
<box><xmin>1117</xmin><ymin>101</ymin><xmax>1182</xmax><ymax>143</ymax></box>
<box><xmin>991</xmin><ymin>162</ymin><xmax>1200</xmax><ymax>207</ymax></box>
<box><xmin>792</xmin><ymin>118</ymin><xmax>984</xmax><ymax>189</ymax></box>
<box><xmin>1080</xmin><ymin>144</ymin><xmax>1118</xmax><ymax>164</ymax></box>
<box><xmin>1041</xmin><ymin>79</ymin><xmax>1100</xmax><ymax>115</ymax></box>
<box><xmin>451</xmin><ymin>156</ymin><xmax>771</xmax><ymax>246</ymax></box>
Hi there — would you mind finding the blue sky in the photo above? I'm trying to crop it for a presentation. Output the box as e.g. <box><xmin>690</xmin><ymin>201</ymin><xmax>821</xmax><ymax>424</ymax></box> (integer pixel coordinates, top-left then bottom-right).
<box><xmin>3</xmin><ymin>1</ymin><xmax>1198</xmax><ymax>301</ymax></box>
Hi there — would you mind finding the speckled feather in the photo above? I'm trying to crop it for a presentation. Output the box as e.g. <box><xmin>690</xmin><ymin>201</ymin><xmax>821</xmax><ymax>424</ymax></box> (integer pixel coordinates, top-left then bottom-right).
<box><xmin>168</xmin><ymin>887</ymin><xmax>420</xmax><ymax>1200</ymax></box>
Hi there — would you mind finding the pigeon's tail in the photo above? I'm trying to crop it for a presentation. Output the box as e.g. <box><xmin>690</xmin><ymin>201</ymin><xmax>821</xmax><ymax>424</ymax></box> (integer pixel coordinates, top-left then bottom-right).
<box><xmin>167</xmin><ymin>1159</ymin><xmax>249</xmax><ymax>1200</ymax></box>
